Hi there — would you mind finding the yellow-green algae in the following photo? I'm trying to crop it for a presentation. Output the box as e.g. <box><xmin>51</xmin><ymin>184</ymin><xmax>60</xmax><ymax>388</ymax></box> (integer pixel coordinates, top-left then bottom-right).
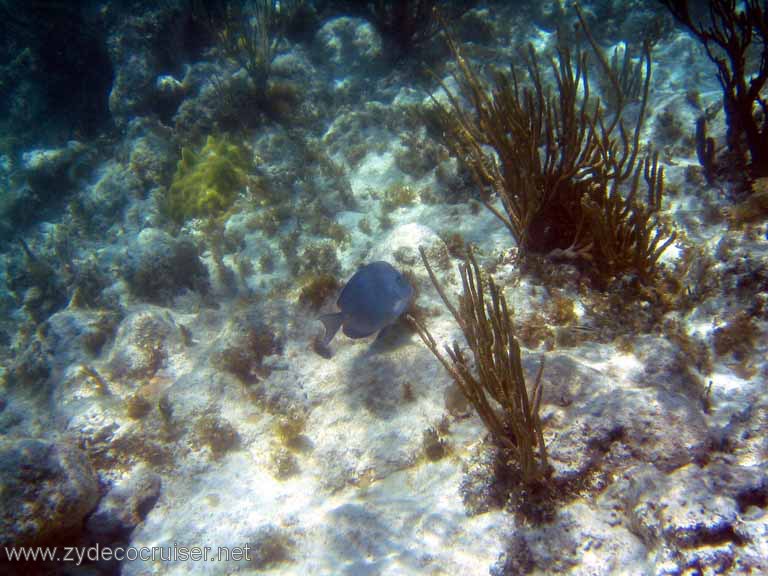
<box><xmin>164</xmin><ymin>135</ymin><xmax>252</xmax><ymax>223</ymax></box>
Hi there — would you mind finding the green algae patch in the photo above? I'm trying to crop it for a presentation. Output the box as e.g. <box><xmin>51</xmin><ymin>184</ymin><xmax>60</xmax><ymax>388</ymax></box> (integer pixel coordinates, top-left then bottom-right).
<box><xmin>164</xmin><ymin>135</ymin><xmax>253</xmax><ymax>224</ymax></box>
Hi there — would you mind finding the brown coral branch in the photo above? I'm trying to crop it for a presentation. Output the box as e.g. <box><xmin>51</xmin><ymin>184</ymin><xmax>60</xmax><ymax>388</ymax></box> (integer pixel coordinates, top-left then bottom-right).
<box><xmin>410</xmin><ymin>246</ymin><xmax>549</xmax><ymax>483</ymax></box>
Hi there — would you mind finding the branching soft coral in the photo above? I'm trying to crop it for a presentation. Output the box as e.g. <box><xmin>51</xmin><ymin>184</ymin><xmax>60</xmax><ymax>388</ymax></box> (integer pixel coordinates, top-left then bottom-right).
<box><xmin>660</xmin><ymin>0</ymin><xmax>768</xmax><ymax>177</ymax></box>
<box><xmin>410</xmin><ymin>246</ymin><xmax>549</xmax><ymax>484</ymax></box>
<box><xmin>431</xmin><ymin>6</ymin><xmax>675</xmax><ymax>285</ymax></box>
<box><xmin>217</xmin><ymin>0</ymin><xmax>304</xmax><ymax>96</ymax></box>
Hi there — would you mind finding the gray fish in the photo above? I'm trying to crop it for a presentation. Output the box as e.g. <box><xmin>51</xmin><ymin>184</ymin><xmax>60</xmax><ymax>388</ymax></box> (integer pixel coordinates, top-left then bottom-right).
<box><xmin>317</xmin><ymin>261</ymin><xmax>413</xmax><ymax>357</ymax></box>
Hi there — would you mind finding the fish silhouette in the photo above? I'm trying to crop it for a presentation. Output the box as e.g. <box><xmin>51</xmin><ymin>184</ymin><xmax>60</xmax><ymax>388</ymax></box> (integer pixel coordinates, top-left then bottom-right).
<box><xmin>316</xmin><ymin>261</ymin><xmax>413</xmax><ymax>357</ymax></box>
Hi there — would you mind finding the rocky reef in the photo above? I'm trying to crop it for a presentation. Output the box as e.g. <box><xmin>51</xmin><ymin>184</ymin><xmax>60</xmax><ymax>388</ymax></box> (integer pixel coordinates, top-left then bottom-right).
<box><xmin>0</xmin><ymin>1</ymin><xmax>766</xmax><ymax>575</ymax></box>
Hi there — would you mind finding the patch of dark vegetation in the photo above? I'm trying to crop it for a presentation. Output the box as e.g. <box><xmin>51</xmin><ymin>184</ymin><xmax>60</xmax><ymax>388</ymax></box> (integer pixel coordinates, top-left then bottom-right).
<box><xmin>461</xmin><ymin>426</ymin><xmax>625</xmax><ymax>525</ymax></box>
<box><xmin>246</xmin><ymin>525</ymin><xmax>295</xmax><ymax>570</ymax></box>
<box><xmin>712</xmin><ymin>312</ymin><xmax>759</xmax><ymax>360</ymax></box>
<box><xmin>192</xmin><ymin>414</ymin><xmax>240</xmax><ymax>460</ymax></box>
<box><xmin>298</xmin><ymin>273</ymin><xmax>341</xmax><ymax>311</ymax></box>
<box><xmin>7</xmin><ymin>239</ymin><xmax>68</xmax><ymax>324</ymax></box>
<box><xmin>508</xmin><ymin>430</ymin><xmax>623</xmax><ymax>525</ymax></box>
<box><xmin>81</xmin><ymin>313</ymin><xmax>122</xmax><ymax>358</ymax></box>
<box><xmin>86</xmin><ymin>430</ymin><xmax>176</xmax><ymax>474</ymax></box>
<box><xmin>272</xmin><ymin>409</ymin><xmax>310</xmax><ymax>452</ymax></box>
<box><xmin>125</xmin><ymin>394</ymin><xmax>153</xmax><ymax>420</ymax></box>
<box><xmin>7</xmin><ymin>336</ymin><xmax>52</xmax><ymax>390</ymax></box>
<box><xmin>491</xmin><ymin>535</ymin><xmax>537</xmax><ymax>576</ymax></box>
<box><xmin>216</xmin><ymin>321</ymin><xmax>283</xmax><ymax>384</ymax></box>
<box><xmin>422</xmin><ymin>423</ymin><xmax>450</xmax><ymax>462</ymax></box>
<box><xmin>123</xmin><ymin>233</ymin><xmax>210</xmax><ymax>305</ymax></box>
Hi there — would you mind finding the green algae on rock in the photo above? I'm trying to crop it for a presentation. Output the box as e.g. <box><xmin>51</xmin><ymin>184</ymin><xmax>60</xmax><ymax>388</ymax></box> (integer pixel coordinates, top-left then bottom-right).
<box><xmin>163</xmin><ymin>135</ymin><xmax>253</xmax><ymax>224</ymax></box>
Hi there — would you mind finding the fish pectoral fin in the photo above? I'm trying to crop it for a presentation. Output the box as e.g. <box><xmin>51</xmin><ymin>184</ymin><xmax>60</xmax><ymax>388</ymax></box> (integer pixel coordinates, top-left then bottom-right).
<box><xmin>374</xmin><ymin>324</ymin><xmax>395</xmax><ymax>342</ymax></box>
<box><xmin>343</xmin><ymin>322</ymin><xmax>377</xmax><ymax>339</ymax></box>
<box><xmin>319</xmin><ymin>313</ymin><xmax>344</xmax><ymax>347</ymax></box>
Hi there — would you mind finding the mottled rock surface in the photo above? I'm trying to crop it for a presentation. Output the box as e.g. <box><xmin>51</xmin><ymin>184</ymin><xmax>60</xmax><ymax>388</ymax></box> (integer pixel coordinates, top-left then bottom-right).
<box><xmin>0</xmin><ymin>436</ymin><xmax>100</xmax><ymax>547</ymax></box>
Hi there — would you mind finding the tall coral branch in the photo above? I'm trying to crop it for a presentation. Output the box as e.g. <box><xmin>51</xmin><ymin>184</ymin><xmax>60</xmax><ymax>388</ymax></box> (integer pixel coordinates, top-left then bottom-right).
<box><xmin>218</xmin><ymin>0</ymin><xmax>304</xmax><ymax>95</ymax></box>
<box><xmin>410</xmin><ymin>246</ymin><xmax>548</xmax><ymax>483</ymax></box>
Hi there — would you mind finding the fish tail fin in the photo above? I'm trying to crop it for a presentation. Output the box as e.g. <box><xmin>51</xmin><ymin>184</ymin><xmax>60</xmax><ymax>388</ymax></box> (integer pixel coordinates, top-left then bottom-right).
<box><xmin>319</xmin><ymin>313</ymin><xmax>343</xmax><ymax>348</ymax></box>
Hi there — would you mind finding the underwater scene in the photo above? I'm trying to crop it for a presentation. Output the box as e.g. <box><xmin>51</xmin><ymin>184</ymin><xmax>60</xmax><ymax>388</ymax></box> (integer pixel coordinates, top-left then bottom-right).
<box><xmin>1</xmin><ymin>0</ymin><xmax>767</xmax><ymax>574</ymax></box>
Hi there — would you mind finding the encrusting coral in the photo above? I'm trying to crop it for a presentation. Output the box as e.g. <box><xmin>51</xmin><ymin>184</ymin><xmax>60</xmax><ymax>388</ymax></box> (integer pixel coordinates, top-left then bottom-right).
<box><xmin>409</xmin><ymin>246</ymin><xmax>549</xmax><ymax>484</ymax></box>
